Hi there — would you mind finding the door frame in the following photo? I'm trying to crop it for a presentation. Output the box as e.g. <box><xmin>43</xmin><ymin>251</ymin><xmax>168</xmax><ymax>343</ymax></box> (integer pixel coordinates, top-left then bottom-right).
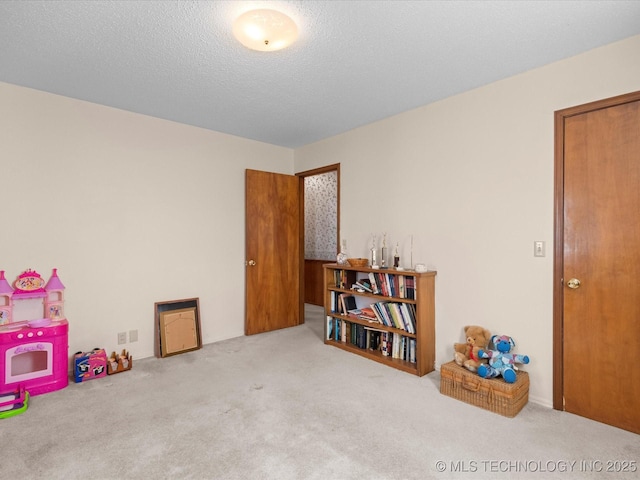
<box><xmin>552</xmin><ymin>90</ymin><xmax>640</xmax><ymax>410</ymax></box>
<box><xmin>296</xmin><ymin>163</ymin><xmax>341</xmax><ymax>303</ymax></box>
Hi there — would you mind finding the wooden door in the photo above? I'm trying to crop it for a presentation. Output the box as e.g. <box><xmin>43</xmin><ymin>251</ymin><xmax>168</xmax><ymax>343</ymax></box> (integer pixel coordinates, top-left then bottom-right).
<box><xmin>555</xmin><ymin>92</ymin><xmax>640</xmax><ymax>434</ymax></box>
<box><xmin>245</xmin><ymin>169</ymin><xmax>302</xmax><ymax>335</ymax></box>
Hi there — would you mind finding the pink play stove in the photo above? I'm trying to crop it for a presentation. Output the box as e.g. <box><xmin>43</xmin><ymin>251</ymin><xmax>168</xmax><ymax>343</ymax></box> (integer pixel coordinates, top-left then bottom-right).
<box><xmin>0</xmin><ymin>319</ymin><xmax>69</xmax><ymax>396</ymax></box>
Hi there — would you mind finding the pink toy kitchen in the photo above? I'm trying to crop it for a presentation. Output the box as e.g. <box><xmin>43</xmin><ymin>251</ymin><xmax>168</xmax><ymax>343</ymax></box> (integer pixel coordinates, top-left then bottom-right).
<box><xmin>0</xmin><ymin>268</ymin><xmax>69</xmax><ymax>397</ymax></box>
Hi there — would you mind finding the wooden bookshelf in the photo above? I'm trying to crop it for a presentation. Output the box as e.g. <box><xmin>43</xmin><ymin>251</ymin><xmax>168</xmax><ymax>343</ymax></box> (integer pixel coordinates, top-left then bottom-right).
<box><xmin>323</xmin><ymin>263</ymin><xmax>436</xmax><ymax>377</ymax></box>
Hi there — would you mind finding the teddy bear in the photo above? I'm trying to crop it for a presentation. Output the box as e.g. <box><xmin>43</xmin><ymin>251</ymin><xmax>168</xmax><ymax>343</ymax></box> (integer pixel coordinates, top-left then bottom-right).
<box><xmin>477</xmin><ymin>334</ymin><xmax>530</xmax><ymax>383</ymax></box>
<box><xmin>453</xmin><ymin>325</ymin><xmax>491</xmax><ymax>373</ymax></box>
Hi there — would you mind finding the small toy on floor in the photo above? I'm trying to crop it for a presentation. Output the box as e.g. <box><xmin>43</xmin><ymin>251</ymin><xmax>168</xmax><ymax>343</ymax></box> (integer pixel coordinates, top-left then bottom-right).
<box><xmin>74</xmin><ymin>348</ymin><xmax>108</xmax><ymax>383</ymax></box>
<box><xmin>107</xmin><ymin>349</ymin><xmax>132</xmax><ymax>375</ymax></box>
<box><xmin>477</xmin><ymin>335</ymin><xmax>530</xmax><ymax>383</ymax></box>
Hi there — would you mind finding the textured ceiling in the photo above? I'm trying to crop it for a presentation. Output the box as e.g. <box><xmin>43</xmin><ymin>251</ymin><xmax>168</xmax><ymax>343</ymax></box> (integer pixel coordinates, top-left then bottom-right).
<box><xmin>1</xmin><ymin>1</ymin><xmax>640</xmax><ymax>148</ymax></box>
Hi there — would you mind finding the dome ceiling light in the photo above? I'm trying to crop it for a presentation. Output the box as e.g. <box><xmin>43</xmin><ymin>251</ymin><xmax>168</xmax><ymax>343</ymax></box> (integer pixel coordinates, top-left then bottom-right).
<box><xmin>233</xmin><ymin>9</ymin><xmax>298</xmax><ymax>52</ymax></box>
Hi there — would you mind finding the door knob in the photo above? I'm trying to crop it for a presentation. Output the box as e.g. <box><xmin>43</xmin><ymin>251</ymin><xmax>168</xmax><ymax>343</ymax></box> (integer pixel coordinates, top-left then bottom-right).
<box><xmin>246</xmin><ymin>260</ymin><xmax>256</xmax><ymax>266</ymax></box>
<box><xmin>566</xmin><ymin>278</ymin><xmax>581</xmax><ymax>289</ymax></box>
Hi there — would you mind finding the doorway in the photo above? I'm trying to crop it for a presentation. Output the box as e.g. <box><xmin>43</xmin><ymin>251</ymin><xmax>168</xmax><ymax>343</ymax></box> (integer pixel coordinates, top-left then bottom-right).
<box><xmin>553</xmin><ymin>91</ymin><xmax>640</xmax><ymax>434</ymax></box>
<box><xmin>297</xmin><ymin>164</ymin><xmax>340</xmax><ymax>306</ymax></box>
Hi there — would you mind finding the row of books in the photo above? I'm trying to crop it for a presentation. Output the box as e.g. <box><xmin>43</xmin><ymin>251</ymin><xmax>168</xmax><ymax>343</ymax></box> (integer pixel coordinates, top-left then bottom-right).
<box><xmin>366</xmin><ymin>272</ymin><xmax>416</xmax><ymax>299</ymax></box>
<box><xmin>371</xmin><ymin>301</ymin><xmax>417</xmax><ymax>334</ymax></box>
<box><xmin>332</xmin><ymin>269</ymin><xmax>416</xmax><ymax>299</ymax></box>
<box><xmin>327</xmin><ymin>317</ymin><xmax>417</xmax><ymax>363</ymax></box>
<box><xmin>333</xmin><ymin>269</ymin><xmax>353</xmax><ymax>289</ymax></box>
<box><xmin>329</xmin><ymin>291</ymin><xmax>417</xmax><ymax>334</ymax></box>
<box><xmin>330</xmin><ymin>292</ymin><xmax>354</xmax><ymax>315</ymax></box>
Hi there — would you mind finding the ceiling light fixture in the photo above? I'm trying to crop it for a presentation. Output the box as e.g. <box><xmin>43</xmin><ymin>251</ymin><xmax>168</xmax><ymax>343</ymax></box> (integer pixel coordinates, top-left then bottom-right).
<box><xmin>233</xmin><ymin>9</ymin><xmax>298</xmax><ymax>52</ymax></box>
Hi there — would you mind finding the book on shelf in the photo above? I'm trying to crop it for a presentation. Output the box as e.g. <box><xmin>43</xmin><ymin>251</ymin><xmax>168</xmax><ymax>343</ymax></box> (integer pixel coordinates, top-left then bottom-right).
<box><xmin>382</xmin><ymin>302</ymin><xmax>396</xmax><ymax>328</ymax></box>
<box><xmin>404</xmin><ymin>276</ymin><xmax>415</xmax><ymax>299</ymax></box>
<box><xmin>355</xmin><ymin>324</ymin><xmax>367</xmax><ymax>349</ymax></box>
<box><xmin>331</xmin><ymin>291</ymin><xmax>343</xmax><ymax>313</ymax></box>
<box><xmin>364</xmin><ymin>326</ymin><xmax>383</xmax><ymax>351</ymax></box>
<box><xmin>386</xmin><ymin>273</ymin><xmax>396</xmax><ymax>297</ymax></box>
<box><xmin>409</xmin><ymin>339</ymin><xmax>416</xmax><ymax>363</ymax></box>
<box><xmin>393</xmin><ymin>275</ymin><xmax>401</xmax><ymax>298</ymax></box>
<box><xmin>340</xmin><ymin>294</ymin><xmax>357</xmax><ymax>314</ymax></box>
<box><xmin>371</xmin><ymin>302</ymin><xmax>390</xmax><ymax>327</ymax></box>
<box><xmin>358</xmin><ymin>306</ymin><xmax>378</xmax><ymax>322</ymax></box>
<box><xmin>328</xmin><ymin>317</ymin><xmax>339</xmax><ymax>340</ymax></box>
<box><xmin>352</xmin><ymin>279</ymin><xmax>373</xmax><ymax>292</ymax></box>
<box><xmin>400</xmin><ymin>303</ymin><xmax>416</xmax><ymax>334</ymax></box>
<box><xmin>389</xmin><ymin>303</ymin><xmax>409</xmax><ymax>333</ymax></box>
<box><xmin>383</xmin><ymin>332</ymin><xmax>393</xmax><ymax>356</ymax></box>
<box><xmin>388</xmin><ymin>303</ymin><xmax>404</xmax><ymax>330</ymax></box>
<box><xmin>367</xmin><ymin>272</ymin><xmax>380</xmax><ymax>295</ymax></box>
<box><xmin>377</xmin><ymin>273</ymin><xmax>388</xmax><ymax>296</ymax></box>
<box><xmin>391</xmin><ymin>332</ymin><xmax>400</xmax><ymax>359</ymax></box>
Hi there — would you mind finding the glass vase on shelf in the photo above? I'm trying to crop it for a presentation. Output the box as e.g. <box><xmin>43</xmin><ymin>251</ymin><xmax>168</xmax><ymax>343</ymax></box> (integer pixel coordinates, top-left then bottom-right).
<box><xmin>337</xmin><ymin>239</ymin><xmax>349</xmax><ymax>265</ymax></box>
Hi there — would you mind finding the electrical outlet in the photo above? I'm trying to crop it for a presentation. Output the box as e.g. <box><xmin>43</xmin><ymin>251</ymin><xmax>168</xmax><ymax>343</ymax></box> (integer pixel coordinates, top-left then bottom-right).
<box><xmin>117</xmin><ymin>332</ymin><xmax>127</xmax><ymax>345</ymax></box>
<box><xmin>129</xmin><ymin>329</ymin><xmax>138</xmax><ymax>343</ymax></box>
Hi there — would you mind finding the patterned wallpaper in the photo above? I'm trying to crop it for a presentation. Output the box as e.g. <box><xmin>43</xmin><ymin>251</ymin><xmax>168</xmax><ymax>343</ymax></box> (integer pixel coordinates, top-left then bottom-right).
<box><xmin>305</xmin><ymin>171</ymin><xmax>337</xmax><ymax>260</ymax></box>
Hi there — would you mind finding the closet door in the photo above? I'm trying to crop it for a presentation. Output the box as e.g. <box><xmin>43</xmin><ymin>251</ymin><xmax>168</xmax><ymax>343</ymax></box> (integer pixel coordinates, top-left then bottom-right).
<box><xmin>556</xmin><ymin>92</ymin><xmax>640</xmax><ymax>434</ymax></box>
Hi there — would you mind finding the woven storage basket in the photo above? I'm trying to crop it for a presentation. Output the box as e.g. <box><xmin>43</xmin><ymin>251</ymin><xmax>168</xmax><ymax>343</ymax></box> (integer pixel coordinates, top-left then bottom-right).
<box><xmin>440</xmin><ymin>361</ymin><xmax>529</xmax><ymax>417</ymax></box>
<box><xmin>347</xmin><ymin>258</ymin><xmax>369</xmax><ymax>267</ymax></box>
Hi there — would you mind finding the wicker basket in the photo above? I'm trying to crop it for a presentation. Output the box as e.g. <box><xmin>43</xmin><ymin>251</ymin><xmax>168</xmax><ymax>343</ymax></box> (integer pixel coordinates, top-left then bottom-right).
<box><xmin>440</xmin><ymin>361</ymin><xmax>529</xmax><ymax>417</ymax></box>
<box><xmin>347</xmin><ymin>258</ymin><xmax>369</xmax><ymax>268</ymax></box>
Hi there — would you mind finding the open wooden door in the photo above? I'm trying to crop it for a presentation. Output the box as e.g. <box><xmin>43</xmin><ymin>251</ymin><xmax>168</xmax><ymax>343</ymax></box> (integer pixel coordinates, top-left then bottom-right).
<box><xmin>245</xmin><ymin>169</ymin><xmax>302</xmax><ymax>335</ymax></box>
<box><xmin>555</xmin><ymin>92</ymin><xmax>640</xmax><ymax>434</ymax></box>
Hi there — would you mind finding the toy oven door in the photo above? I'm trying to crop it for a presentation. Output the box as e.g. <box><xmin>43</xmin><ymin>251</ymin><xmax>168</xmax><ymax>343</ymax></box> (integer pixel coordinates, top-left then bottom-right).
<box><xmin>4</xmin><ymin>342</ymin><xmax>54</xmax><ymax>385</ymax></box>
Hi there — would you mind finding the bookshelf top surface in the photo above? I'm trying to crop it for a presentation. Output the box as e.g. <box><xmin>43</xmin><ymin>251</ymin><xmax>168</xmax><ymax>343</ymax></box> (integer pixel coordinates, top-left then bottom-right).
<box><xmin>323</xmin><ymin>263</ymin><xmax>437</xmax><ymax>276</ymax></box>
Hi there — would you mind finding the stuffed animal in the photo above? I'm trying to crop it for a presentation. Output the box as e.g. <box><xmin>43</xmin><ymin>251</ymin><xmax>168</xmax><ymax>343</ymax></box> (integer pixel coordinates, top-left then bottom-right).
<box><xmin>477</xmin><ymin>334</ymin><xmax>530</xmax><ymax>383</ymax></box>
<box><xmin>453</xmin><ymin>325</ymin><xmax>491</xmax><ymax>373</ymax></box>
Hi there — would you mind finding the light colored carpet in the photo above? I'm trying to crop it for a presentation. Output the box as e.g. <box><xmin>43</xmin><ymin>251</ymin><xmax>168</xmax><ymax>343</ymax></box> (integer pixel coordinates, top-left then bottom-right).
<box><xmin>2</xmin><ymin>305</ymin><xmax>638</xmax><ymax>480</ymax></box>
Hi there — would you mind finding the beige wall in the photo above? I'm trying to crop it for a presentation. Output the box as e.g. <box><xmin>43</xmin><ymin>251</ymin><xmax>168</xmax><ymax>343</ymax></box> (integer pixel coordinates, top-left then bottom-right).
<box><xmin>0</xmin><ymin>82</ymin><xmax>293</xmax><ymax>359</ymax></box>
<box><xmin>3</xmin><ymin>33</ymin><xmax>638</xmax><ymax>408</ymax></box>
<box><xmin>294</xmin><ymin>34</ymin><xmax>640</xmax><ymax>407</ymax></box>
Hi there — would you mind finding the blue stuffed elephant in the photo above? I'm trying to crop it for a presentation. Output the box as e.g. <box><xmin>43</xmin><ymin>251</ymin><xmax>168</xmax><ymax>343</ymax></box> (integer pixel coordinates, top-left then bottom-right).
<box><xmin>477</xmin><ymin>335</ymin><xmax>529</xmax><ymax>383</ymax></box>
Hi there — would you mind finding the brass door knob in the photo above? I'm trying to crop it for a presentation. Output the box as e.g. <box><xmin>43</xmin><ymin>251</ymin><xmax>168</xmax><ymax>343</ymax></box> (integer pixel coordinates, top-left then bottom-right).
<box><xmin>246</xmin><ymin>260</ymin><xmax>256</xmax><ymax>266</ymax></box>
<box><xmin>566</xmin><ymin>278</ymin><xmax>581</xmax><ymax>289</ymax></box>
